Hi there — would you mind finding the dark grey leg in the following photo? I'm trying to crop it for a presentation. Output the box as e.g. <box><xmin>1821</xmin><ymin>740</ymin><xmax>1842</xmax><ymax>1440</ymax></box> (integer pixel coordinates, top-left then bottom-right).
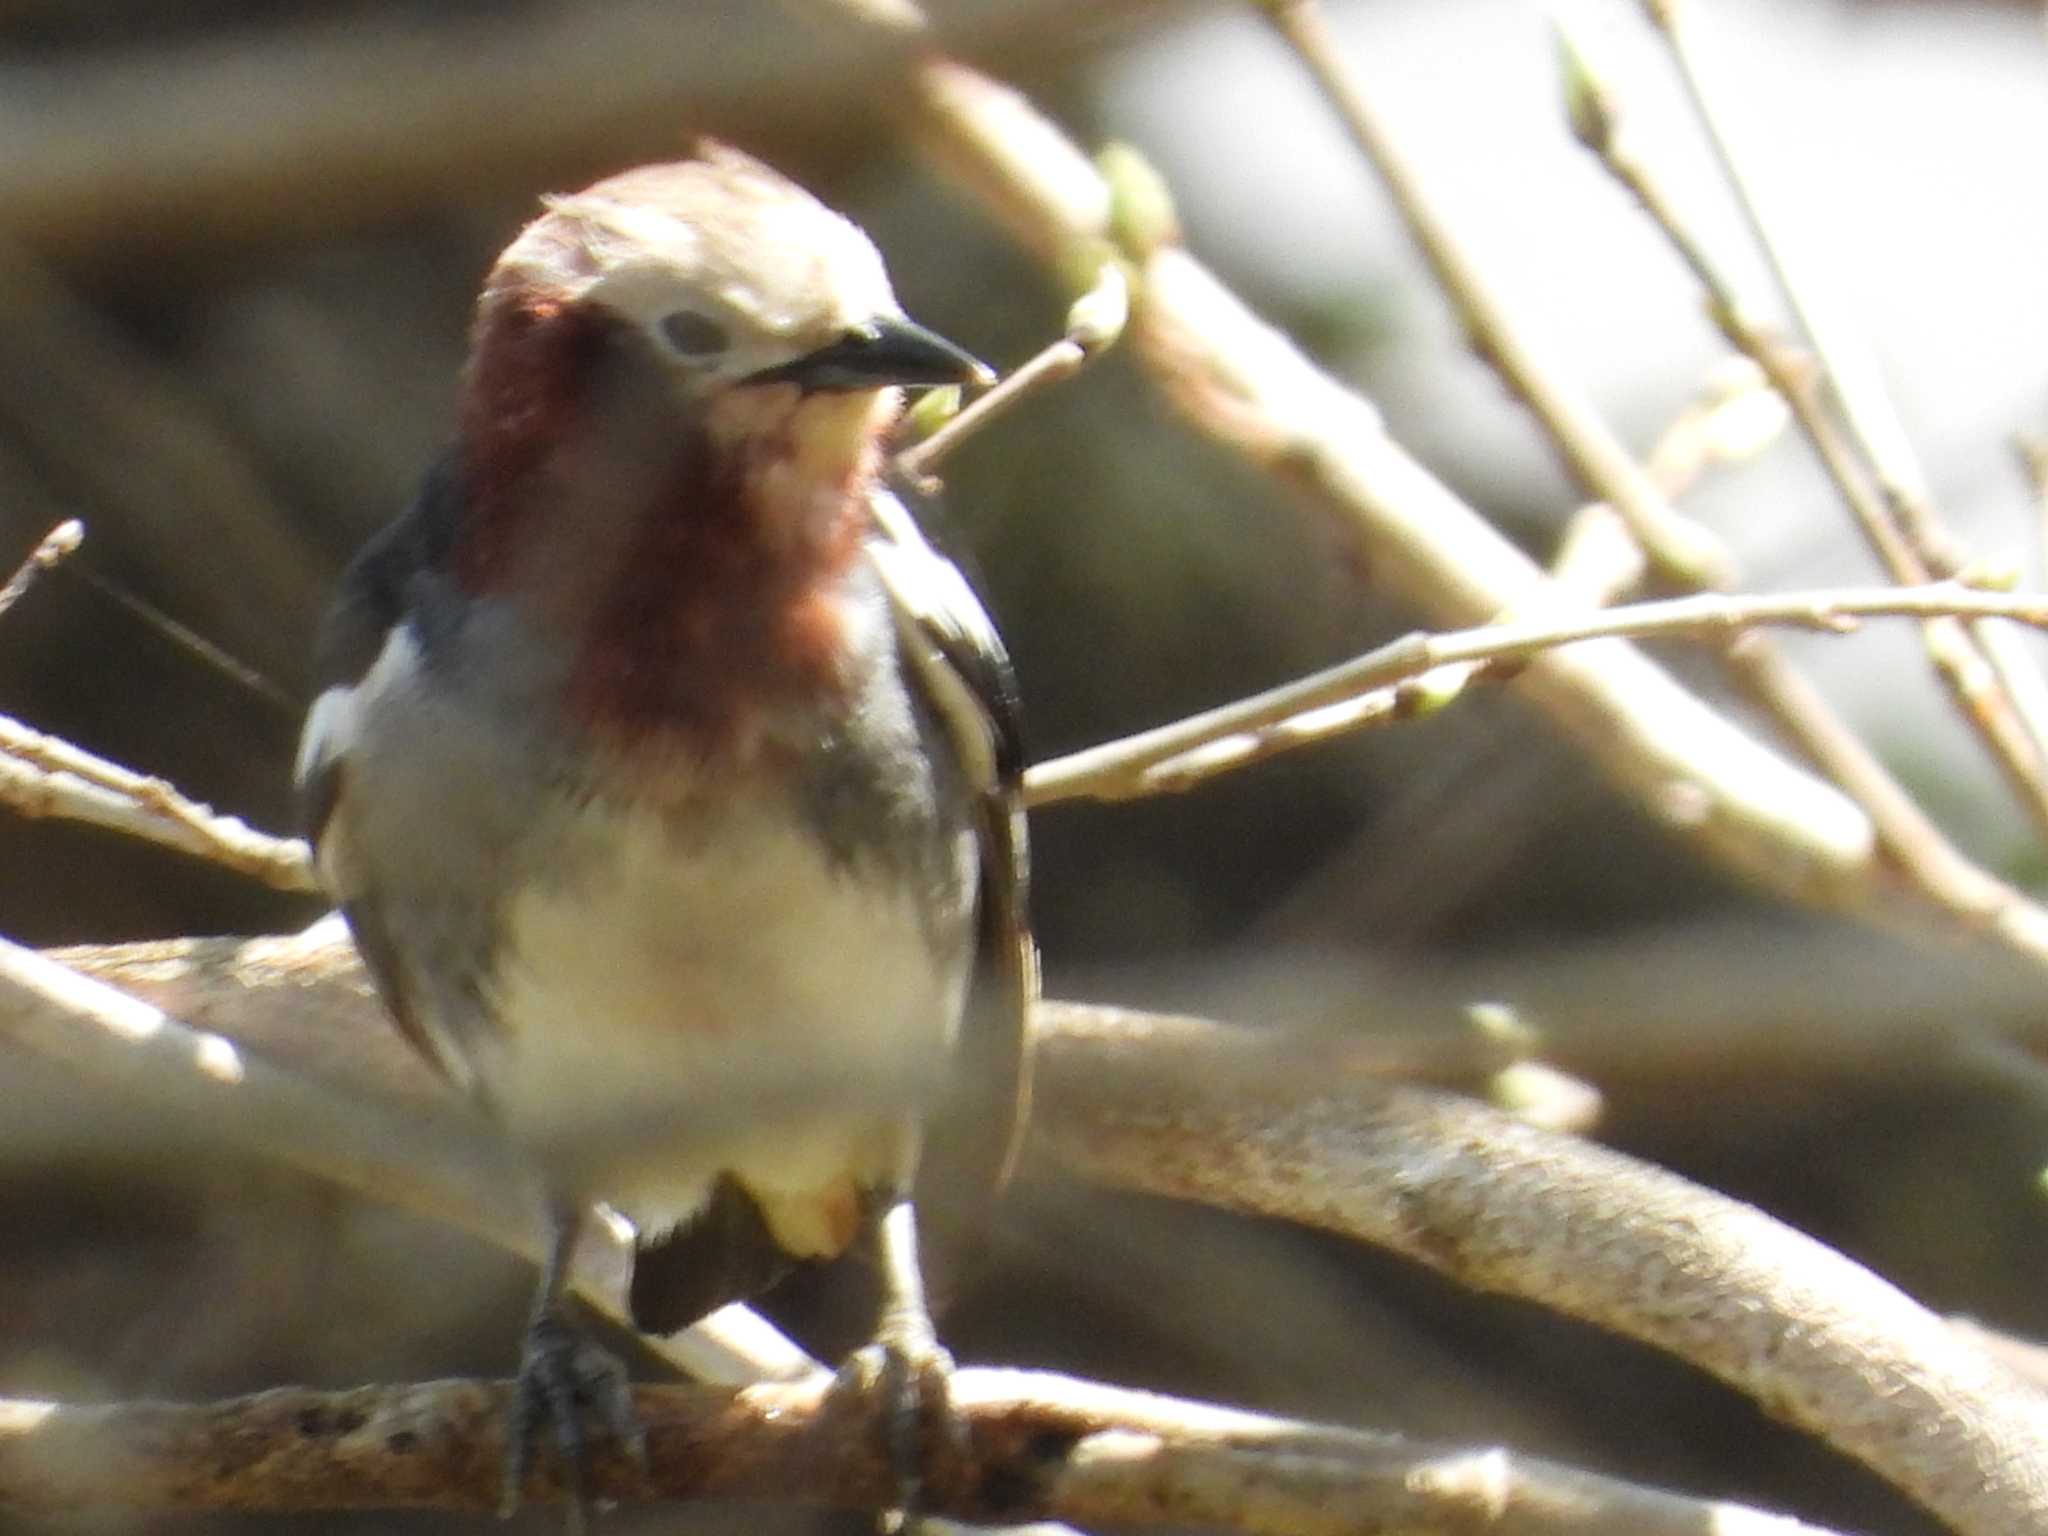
<box><xmin>865</xmin><ymin>1191</ymin><xmax>957</xmax><ymax>1534</ymax></box>
<box><xmin>503</xmin><ymin>1201</ymin><xmax>647</xmax><ymax>1531</ymax></box>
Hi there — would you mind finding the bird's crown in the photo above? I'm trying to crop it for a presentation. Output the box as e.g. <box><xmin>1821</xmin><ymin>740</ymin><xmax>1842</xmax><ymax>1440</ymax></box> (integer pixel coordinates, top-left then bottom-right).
<box><xmin>481</xmin><ymin>141</ymin><xmax>903</xmax><ymax>391</ymax></box>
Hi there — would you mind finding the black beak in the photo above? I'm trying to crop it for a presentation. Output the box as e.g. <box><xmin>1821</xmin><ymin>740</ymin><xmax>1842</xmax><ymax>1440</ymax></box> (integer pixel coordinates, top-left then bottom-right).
<box><xmin>746</xmin><ymin>317</ymin><xmax>992</xmax><ymax>393</ymax></box>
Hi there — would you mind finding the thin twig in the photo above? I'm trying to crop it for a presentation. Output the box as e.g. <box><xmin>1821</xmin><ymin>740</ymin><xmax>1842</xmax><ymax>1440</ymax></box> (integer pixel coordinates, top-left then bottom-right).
<box><xmin>1561</xmin><ymin>24</ymin><xmax>2048</xmax><ymax>843</ymax></box>
<box><xmin>1023</xmin><ymin>582</ymin><xmax>2048</xmax><ymax>807</ymax></box>
<box><xmin>0</xmin><ymin>1371</ymin><xmax>1859</xmax><ymax>1535</ymax></box>
<box><xmin>0</xmin><ymin>714</ymin><xmax>316</xmax><ymax>892</ymax></box>
<box><xmin>895</xmin><ymin>263</ymin><xmax>1127</xmax><ymax>490</ymax></box>
<box><xmin>1551</xmin><ymin>360</ymin><xmax>1786</xmax><ymax>603</ymax></box>
<box><xmin>0</xmin><ymin>520</ymin><xmax>82</xmax><ymax>624</ymax></box>
<box><xmin>1250</xmin><ymin>0</ymin><xmax>1734</xmax><ymax>590</ymax></box>
<box><xmin>1640</xmin><ymin>0</ymin><xmax>1970</xmax><ymax>574</ymax></box>
<box><xmin>898</xmin><ymin>342</ymin><xmax>1082</xmax><ymax>491</ymax></box>
<box><xmin>0</xmin><ymin>238</ymin><xmax>327</xmax><ymax>688</ymax></box>
<box><xmin>2022</xmin><ymin>432</ymin><xmax>2048</xmax><ymax>587</ymax></box>
<box><xmin>1717</xmin><ymin>637</ymin><xmax>2040</xmax><ymax>930</ymax></box>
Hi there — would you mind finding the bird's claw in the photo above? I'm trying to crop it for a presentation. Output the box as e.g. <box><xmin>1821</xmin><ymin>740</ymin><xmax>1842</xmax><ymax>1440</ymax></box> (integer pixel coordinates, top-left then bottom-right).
<box><xmin>837</xmin><ymin>1312</ymin><xmax>963</xmax><ymax>1535</ymax></box>
<box><xmin>502</xmin><ymin>1308</ymin><xmax>647</xmax><ymax>1531</ymax></box>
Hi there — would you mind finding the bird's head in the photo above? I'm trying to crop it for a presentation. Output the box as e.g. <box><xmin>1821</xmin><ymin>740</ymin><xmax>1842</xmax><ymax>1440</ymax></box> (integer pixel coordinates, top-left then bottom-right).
<box><xmin>443</xmin><ymin>145</ymin><xmax>986</xmax><ymax>748</ymax></box>
<box><xmin>452</xmin><ymin>142</ymin><xmax>987</xmax><ymax>592</ymax></box>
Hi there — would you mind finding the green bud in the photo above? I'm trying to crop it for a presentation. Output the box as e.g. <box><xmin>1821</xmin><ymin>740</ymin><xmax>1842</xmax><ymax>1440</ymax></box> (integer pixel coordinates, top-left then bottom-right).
<box><xmin>1098</xmin><ymin>141</ymin><xmax>1180</xmax><ymax>261</ymax></box>
<box><xmin>905</xmin><ymin>384</ymin><xmax>963</xmax><ymax>442</ymax></box>
<box><xmin>1553</xmin><ymin>18</ymin><xmax>1618</xmax><ymax>156</ymax></box>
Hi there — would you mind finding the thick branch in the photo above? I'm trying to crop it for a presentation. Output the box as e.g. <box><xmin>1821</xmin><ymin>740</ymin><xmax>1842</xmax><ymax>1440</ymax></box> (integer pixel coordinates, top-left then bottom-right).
<box><xmin>0</xmin><ymin>0</ymin><xmax>1166</xmax><ymax>264</ymax></box>
<box><xmin>1035</xmin><ymin>1006</ymin><xmax>2048</xmax><ymax>1535</ymax></box>
<box><xmin>0</xmin><ymin>1371</ymin><xmax>1855</xmax><ymax>1535</ymax></box>
<box><xmin>0</xmin><ymin>927</ymin><xmax>808</xmax><ymax>1391</ymax></box>
<box><xmin>6</xmin><ymin>929</ymin><xmax>2046</xmax><ymax>1533</ymax></box>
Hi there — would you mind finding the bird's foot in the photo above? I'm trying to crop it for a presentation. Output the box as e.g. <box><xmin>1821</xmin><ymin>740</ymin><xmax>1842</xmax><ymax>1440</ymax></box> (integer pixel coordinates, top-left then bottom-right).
<box><xmin>837</xmin><ymin>1308</ymin><xmax>964</xmax><ymax>1535</ymax></box>
<box><xmin>501</xmin><ymin>1307</ymin><xmax>648</xmax><ymax>1531</ymax></box>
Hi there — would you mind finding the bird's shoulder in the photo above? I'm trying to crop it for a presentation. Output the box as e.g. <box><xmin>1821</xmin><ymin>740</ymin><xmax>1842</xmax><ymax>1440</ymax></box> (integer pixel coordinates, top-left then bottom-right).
<box><xmin>859</xmin><ymin>485</ymin><xmax>1024</xmax><ymax>792</ymax></box>
<box><xmin>861</xmin><ymin>482</ymin><xmax>1038</xmax><ymax>1240</ymax></box>
<box><xmin>311</xmin><ymin>453</ymin><xmax>466</xmax><ymax>697</ymax></box>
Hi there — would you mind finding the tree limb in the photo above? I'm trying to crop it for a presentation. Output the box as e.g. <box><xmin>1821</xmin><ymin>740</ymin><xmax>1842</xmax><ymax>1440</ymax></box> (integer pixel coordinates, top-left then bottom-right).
<box><xmin>4</xmin><ymin>928</ymin><xmax>2044</xmax><ymax>1532</ymax></box>
<box><xmin>0</xmin><ymin>1370</ymin><xmax>1859</xmax><ymax>1535</ymax></box>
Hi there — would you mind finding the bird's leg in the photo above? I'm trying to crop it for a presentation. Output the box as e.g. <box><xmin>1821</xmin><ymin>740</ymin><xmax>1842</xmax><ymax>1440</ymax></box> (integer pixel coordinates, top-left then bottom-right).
<box><xmin>848</xmin><ymin>1185</ymin><xmax>961</xmax><ymax>1534</ymax></box>
<box><xmin>503</xmin><ymin>1200</ymin><xmax>647</xmax><ymax>1529</ymax></box>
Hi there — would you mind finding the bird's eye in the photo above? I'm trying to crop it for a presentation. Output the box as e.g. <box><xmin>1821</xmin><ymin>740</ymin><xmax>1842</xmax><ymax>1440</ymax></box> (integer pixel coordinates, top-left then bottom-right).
<box><xmin>658</xmin><ymin>311</ymin><xmax>730</xmax><ymax>358</ymax></box>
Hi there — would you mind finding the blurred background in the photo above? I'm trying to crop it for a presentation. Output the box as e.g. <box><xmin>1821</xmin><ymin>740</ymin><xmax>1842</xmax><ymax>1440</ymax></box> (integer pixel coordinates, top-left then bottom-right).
<box><xmin>2</xmin><ymin>1</ymin><xmax>2046</xmax><ymax>1532</ymax></box>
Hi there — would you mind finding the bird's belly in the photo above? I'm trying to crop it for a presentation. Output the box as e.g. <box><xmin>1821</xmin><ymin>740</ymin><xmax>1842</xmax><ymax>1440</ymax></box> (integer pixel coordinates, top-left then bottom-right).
<box><xmin>482</xmin><ymin>794</ymin><xmax>973</xmax><ymax>1236</ymax></box>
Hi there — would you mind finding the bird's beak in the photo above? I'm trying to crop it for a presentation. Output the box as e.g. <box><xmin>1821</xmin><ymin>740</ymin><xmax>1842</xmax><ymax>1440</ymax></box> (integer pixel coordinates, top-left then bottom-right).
<box><xmin>746</xmin><ymin>317</ymin><xmax>993</xmax><ymax>393</ymax></box>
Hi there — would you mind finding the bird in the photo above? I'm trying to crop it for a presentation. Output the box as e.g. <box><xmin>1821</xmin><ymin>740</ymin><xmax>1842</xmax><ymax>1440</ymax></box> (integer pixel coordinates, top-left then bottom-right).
<box><xmin>294</xmin><ymin>142</ymin><xmax>1035</xmax><ymax>1521</ymax></box>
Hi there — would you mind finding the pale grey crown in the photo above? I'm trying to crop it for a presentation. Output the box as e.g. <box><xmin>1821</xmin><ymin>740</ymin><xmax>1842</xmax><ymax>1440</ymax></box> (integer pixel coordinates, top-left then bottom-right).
<box><xmin>484</xmin><ymin>142</ymin><xmax>906</xmax><ymax>395</ymax></box>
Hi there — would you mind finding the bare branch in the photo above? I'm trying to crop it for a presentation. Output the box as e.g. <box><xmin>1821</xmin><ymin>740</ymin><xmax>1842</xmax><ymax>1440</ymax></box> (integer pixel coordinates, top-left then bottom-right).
<box><xmin>7</xmin><ymin>928</ymin><xmax>2045</xmax><ymax>1533</ymax></box>
<box><xmin>0</xmin><ymin>1371</ymin><xmax>1860</xmax><ymax>1535</ymax></box>
<box><xmin>0</xmin><ymin>713</ymin><xmax>316</xmax><ymax>892</ymax></box>
<box><xmin>1641</xmin><ymin>0</ymin><xmax>2048</xmax><ymax>797</ymax></box>
<box><xmin>0</xmin><ymin>926</ymin><xmax>806</xmax><ymax>1391</ymax></box>
<box><xmin>1560</xmin><ymin>20</ymin><xmax>2048</xmax><ymax>844</ymax></box>
<box><xmin>1551</xmin><ymin>359</ymin><xmax>1787</xmax><ymax>604</ymax></box>
<box><xmin>1249</xmin><ymin>0</ymin><xmax>1734</xmax><ymax>590</ymax></box>
<box><xmin>895</xmin><ymin>263</ymin><xmax>1127</xmax><ymax>490</ymax></box>
<box><xmin>0</xmin><ymin>520</ymin><xmax>81</xmax><ymax>624</ymax></box>
<box><xmin>1036</xmin><ymin>1004</ymin><xmax>2048</xmax><ymax>1536</ymax></box>
<box><xmin>1640</xmin><ymin>0</ymin><xmax>1968</xmax><ymax>576</ymax></box>
<box><xmin>1024</xmin><ymin>582</ymin><xmax>2048</xmax><ymax>807</ymax></box>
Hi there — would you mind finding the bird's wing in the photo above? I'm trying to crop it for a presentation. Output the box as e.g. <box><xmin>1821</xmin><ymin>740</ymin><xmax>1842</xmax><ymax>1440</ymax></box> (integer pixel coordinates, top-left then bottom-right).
<box><xmin>864</xmin><ymin>486</ymin><xmax>1038</xmax><ymax>1226</ymax></box>
<box><xmin>294</xmin><ymin>457</ymin><xmax>479</xmax><ymax>1091</ymax></box>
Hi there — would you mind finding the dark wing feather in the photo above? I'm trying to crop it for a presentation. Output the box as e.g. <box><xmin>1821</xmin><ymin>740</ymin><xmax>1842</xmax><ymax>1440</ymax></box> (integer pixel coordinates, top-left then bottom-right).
<box><xmin>297</xmin><ymin>454</ymin><xmax>470</xmax><ymax>1086</ymax></box>
<box><xmin>306</xmin><ymin>451</ymin><xmax>464</xmax><ymax>717</ymax></box>
<box><xmin>628</xmin><ymin>1175</ymin><xmax>799</xmax><ymax>1335</ymax></box>
<box><xmin>337</xmin><ymin>890</ymin><xmax>450</xmax><ymax>1084</ymax></box>
<box><xmin>864</xmin><ymin>487</ymin><xmax>1037</xmax><ymax>1272</ymax></box>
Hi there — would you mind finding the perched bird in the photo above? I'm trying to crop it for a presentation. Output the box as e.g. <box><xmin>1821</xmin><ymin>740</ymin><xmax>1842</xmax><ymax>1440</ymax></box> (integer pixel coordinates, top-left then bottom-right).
<box><xmin>295</xmin><ymin>143</ymin><xmax>1034</xmax><ymax>1516</ymax></box>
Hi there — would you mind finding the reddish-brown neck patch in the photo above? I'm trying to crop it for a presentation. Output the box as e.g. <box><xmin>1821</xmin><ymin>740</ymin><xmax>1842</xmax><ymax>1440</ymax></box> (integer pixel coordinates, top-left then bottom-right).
<box><xmin>454</xmin><ymin>291</ymin><xmax>616</xmax><ymax>591</ymax></box>
<box><xmin>563</xmin><ymin>425</ymin><xmax>868</xmax><ymax>755</ymax></box>
<box><xmin>453</xmin><ymin>292</ymin><xmax>873</xmax><ymax>759</ymax></box>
